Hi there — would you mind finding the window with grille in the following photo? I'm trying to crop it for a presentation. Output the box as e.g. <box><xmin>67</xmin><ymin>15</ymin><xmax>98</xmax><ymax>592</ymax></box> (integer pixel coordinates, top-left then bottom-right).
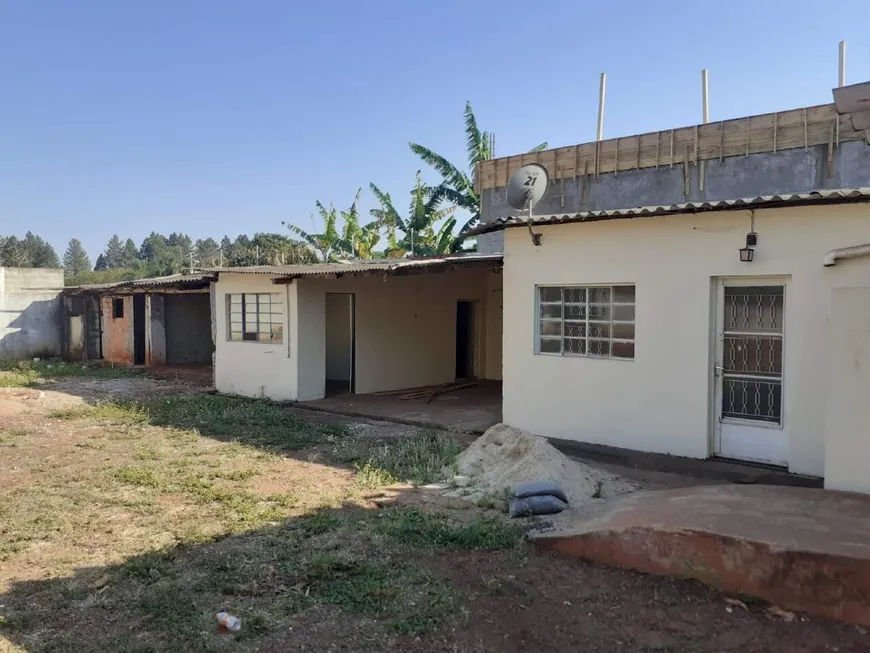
<box><xmin>537</xmin><ymin>285</ymin><xmax>635</xmax><ymax>359</ymax></box>
<box><xmin>227</xmin><ymin>293</ymin><xmax>283</xmax><ymax>344</ymax></box>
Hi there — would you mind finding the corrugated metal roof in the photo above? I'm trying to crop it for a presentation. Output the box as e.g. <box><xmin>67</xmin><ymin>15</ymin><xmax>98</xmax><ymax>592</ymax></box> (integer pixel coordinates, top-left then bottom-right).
<box><xmin>66</xmin><ymin>272</ymin><xmax>216</xmax><ymax>292</ymax></box>
<box><xmin>468</xmin><ymin>188</ymin><xmax>870</xmax><ymax>236</ymax></box>
<box><xmin>204</xmin><ymin>253</ymin><xmax>503</xmax><ymax>278</ymax></box>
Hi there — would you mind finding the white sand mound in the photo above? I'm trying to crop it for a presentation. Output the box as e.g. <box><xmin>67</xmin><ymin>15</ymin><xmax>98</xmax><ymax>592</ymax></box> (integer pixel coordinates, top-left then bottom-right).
<box><xmin>450</xmin><ymin>424</ymin><xmax>638</xmax><ymax>507</ymax></box>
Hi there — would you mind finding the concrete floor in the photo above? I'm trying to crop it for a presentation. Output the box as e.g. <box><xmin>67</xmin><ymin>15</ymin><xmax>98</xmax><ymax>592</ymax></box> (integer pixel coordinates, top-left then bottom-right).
<box><xmin>533</xmin><ymin>484</ymin><xmax>870</xmax><ymax>626</ymax></box>
<box><xmin>301</xmin><ymin>380</ymin><xmax>502</xmax><ymax>433</ymax></box>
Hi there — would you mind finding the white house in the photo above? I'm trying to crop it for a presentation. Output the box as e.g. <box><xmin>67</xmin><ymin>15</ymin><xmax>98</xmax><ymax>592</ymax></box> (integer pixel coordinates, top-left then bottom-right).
<box><xmin>210</xmin><ymin>255</ymin><xmax>503</xmax><ymax>402</ymax></box>
<box><xmin>473</xmin><ymin>97</ymin><xmax>870</xmax><ymax>494</ymax></box>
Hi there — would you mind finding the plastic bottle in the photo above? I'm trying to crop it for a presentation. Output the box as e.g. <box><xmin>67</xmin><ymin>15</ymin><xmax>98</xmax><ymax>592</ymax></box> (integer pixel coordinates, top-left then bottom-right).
<box><xmin>216</xmin><ymin>612</ymin><xmax>241</xmax><ymax>632</ymax></box>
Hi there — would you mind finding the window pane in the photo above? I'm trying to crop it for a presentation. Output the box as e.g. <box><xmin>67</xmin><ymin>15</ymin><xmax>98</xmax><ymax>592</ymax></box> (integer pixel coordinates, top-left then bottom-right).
<box><xmin>564</xmin><ymin>322</ymin><xmax>586</xmax><ymax>338</ymax></box>
<box><xmin>588</xmin><ymin>339</ymin><xmax>611</xmax><ymax>356</ymax></box>
<box><xmin>612</xmin><ymin>323</ymin><xmax>635</xmax><ymax>339</ymax></box>
<box><xmin>539</xmin><ymin>338</ymin><xmax>561</xmax><ymax>354</ymax></box>
<box><xmin>588</xmin><ymin>322</ymin><xmax>611</xmax><ymax>338</ymax></box>
<box><xmin>539</xmin><ymin>287</ymin><xmax>561</xmax><ymax>302</ymax></box>
<box><xmin>613</xmin><ymin>285</ymin><xmax>635</xmax><ymax>303</ymax></box>
<box><xmin>613</xmin><ymin>305</ymin><xmax>635</xmax><ymax>321</ymax></box>
<box><xmin>612</xmin><ymin>341</ymin><xmax>635</xmax><ymax>359</ymax></box>
<box><xmin>588</xmin><ymin>287</ymin><xmax>611</xmax><ymax>303</ymax></box>
<box><xmin>540</xmin><ymin>320</ymin><xmax>562</xmax><ymax>336</ymax></box>
<box><xmin>589</xmin><ymin>304</ymin><xmax>610</xmax><ymax>319</ymax></box>
<box><xmin>540</xmin><ymin>304</ymin><xmax>562</xmax><ymax>319</ymax></box>
<box><xmin>563</xmin><ymin>337</ymin><xmax>586</xmax><ymax>355</ymax></box>
<box><xmin>230</xmin><ymin>330</ymin><xmax>242</xmax><ymax>341</ymax></box>
<box><xmin>563</xmin><ymin>303</ymin><xmax>586</xmax><ymax>319</ymax></box>
<box><xmin>563</xmin><ymin>287</ymin><xmax>585</xmax><ymax>303</ymax></box>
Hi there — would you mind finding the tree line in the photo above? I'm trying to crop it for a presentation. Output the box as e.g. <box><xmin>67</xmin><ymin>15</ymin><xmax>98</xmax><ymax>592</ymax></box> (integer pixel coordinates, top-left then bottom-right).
<box><xmin>2</xmin><ymin>102</ymin><xmax>547</xmax><ymax>281</ymax></box>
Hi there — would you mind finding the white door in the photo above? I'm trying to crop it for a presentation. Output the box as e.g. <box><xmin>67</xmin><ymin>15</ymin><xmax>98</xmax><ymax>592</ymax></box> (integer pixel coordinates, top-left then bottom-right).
<box><xmin>713</xmin><ymin>280</ymin><xmax>788</xmax><ymax>466</ymax></box>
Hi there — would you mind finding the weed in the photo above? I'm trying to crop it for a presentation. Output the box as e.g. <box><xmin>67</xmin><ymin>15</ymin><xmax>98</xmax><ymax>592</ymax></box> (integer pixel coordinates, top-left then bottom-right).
<box><xmin>355</xmin><ymin>461</ymin><xmax>400</xmax><ymax>489</ymax></box>
<box><xmin>115</xmin><ymin>465</ymin><xmax>163</xmax><ymax>488</ymax></box>
<box><xmin>591</xmin><ymin>479</ymin><xmax>604</xmax><ymax>499</ymax></box>
<box><xmin>475</xmin><ymin>487</ymin><xmax>510</xmax><ymax>511</ymax></box>
<box><xmin>51</xmin><ymin>401</ymin><xmax>148</xmax><ymax>424</ymax></box>
<box><xmin>344</xmin><ymin>432</ymin><xmax>461</xmax><ymax>489</ymax></box>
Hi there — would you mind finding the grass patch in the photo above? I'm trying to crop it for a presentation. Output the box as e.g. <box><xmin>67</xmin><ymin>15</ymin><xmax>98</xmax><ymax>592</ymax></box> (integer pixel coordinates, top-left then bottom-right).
<box><xmin>146</xmin><ymin>395</ymin><xmax>348</xmax><ymax>451</ymax></box>
<box><xmin>0</xmin><ymin>359</ymin><xmax>137</xmax><ymax>387</ymax></box>
<box><xmin>367</xmin><ymin>507</ymin><xmax>522</xmax><ymax>551</ymax></box>
<box><xmin>334</xmin><ymin>431</ymin><xmax>462</xmax><ymax>488</ymax></box>
<box><xmin>50</xmin><ymin>401</ymin><xmax>148</xmax><ymax>424</ymax></box>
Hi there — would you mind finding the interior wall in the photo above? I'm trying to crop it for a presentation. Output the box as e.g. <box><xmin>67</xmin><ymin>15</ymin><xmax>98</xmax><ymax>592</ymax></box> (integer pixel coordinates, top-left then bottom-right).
<box><xmin>296</xmin><ymin>267</ymin><xmax>501</xmax><ymax>399</ymax></box>
<box><xmin>824</xmin><ymin>287</ymin><xmax>870</xmax><ymax>493</ymax></box>
<box><xmin>502</xmin><ymin>204</ymin><xmax>870</xmax><ymax>478</ymax></box>
<box><xmin>325</xmin><ymin>293</ymin><xmax>352</xmax><ymax>382</ymax></box>
<box><xmin>164</xmin><ymin>293</ymin><xmax>212</xmax><ymax>364</ymax></box>
<box><xmin>213</xmin><ymin>274</ymin><xmax>295</xmax><ymax>400</ymax></box>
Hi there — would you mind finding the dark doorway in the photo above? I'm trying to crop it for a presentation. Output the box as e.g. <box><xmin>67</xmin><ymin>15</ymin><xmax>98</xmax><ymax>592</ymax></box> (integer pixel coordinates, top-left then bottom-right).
<box><xmin>455</xmin><ymin>300</ymin><xmax>475</xmax><ymax>380</ymax></box>
<box><xmin>133</xmin><ymin>294</ymin><xmax>146</xmax><ymax>365</ymax></box>
<box><xmin>84</xmin><ymin>295</ymin><xmax>102</xmax><ymax>360</ymax></box>
<box><xmin>325</xmin><ymin>293</ymin><xmax>355</xmax><ymax>396</ymax></box>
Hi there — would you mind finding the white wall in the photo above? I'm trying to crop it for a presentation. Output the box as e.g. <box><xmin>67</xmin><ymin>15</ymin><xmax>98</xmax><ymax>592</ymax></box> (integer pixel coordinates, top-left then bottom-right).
<box><xmin>213</xmin><ymin>273</ymin><xmax>296</xmax><ymax>400</ymax></box>
<box><xmin>824</xmin><ymin>287</ymin><xmax>870</xmax><ymax>492</ymax></box>
<box><xmin>214</xmin><ymin>267</ymin><xmax>502</xmax><ymax>402</ymax></box>
<box><xmin>0</xmin><ymin>267</ymin><xmax>64</xmax><ymax>360</ymax></box>
<box><xmin>502</xmin><ymin>204</ymin><xmax>870</xmax><ymax>477</ymax></box>
<box><xmin>296</xmin><ymin>267</ymin><xmax>500</xmax><ymax>399</ymax></box>
<box><xmin>325</xmin><ymin>293</ymin><xmax>352</xmax><ymax>381</ymax></box>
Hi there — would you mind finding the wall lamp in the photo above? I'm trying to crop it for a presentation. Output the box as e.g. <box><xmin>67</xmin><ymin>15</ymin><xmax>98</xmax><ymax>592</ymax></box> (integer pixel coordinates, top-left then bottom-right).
<box><xmin>739</xmin><ymin>232</ymin><xmax>758</xmax><ymax>262</ymax></box>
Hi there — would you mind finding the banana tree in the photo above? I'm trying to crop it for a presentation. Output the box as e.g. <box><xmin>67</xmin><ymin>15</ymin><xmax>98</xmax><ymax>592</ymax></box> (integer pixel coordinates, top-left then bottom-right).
<box><xmin>409</xmin><ymin>101</ymin><xmax>547</xmax><ymax>243</ymax></box>
<box><xmin>370</xmin><ymin>172</ymin><xmax>455</xmax><ymax>257</ymax></box>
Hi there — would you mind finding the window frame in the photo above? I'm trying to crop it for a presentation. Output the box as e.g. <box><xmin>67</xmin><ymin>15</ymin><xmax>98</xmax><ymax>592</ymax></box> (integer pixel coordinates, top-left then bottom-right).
<box><xmin>535</xmin><ymin>284</ymin><xmax>635</xmax><ymax>360</ymax></box>
<box><xmin>112</xmin><ymin>298</ymin><xmax>124</xmax><ymax>319</ymax></box>
<box><xmin>226</xmin><ymin>293</ymin><xmax>284</xmax><ymax>344</ymax></box>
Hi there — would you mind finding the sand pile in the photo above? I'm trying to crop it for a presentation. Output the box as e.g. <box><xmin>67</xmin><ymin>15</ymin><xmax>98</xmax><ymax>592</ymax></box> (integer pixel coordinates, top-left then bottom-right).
<box><xmin>449</xmin><ymin>424</ymin><xmax>638</xmax><ymax>507</ymax></box>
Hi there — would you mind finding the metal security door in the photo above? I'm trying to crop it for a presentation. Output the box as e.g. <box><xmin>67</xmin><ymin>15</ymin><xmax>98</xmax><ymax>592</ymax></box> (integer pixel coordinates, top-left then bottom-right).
<box><xmin>714</xmin><ymin>281</ymin><xmax>787</xmax><ymax>466</ymax></box>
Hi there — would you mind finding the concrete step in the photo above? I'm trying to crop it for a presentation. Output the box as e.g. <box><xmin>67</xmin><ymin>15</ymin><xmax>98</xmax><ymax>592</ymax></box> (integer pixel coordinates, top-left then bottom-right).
<box><xmin>530</xmin><ymin>484</ymin><xmax>870</xmax><ymax>626</ymax></box>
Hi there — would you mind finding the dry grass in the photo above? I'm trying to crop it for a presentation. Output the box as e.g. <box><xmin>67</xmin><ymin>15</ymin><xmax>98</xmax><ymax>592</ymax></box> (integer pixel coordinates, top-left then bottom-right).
<box><xmin>0</xmin><ymin>377</ymin><xmax>519</xmax><ymax>652</ymax></box>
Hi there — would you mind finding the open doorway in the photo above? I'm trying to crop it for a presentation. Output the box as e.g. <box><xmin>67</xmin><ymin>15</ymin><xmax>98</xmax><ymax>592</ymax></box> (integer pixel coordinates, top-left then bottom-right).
<box><xmin>325</xmin><ymin>293</ymin><xmax>355</xmax><ymax>396</ymax></box>
<box><xmin>455</xmin><ymin>300</ymin><xmax>476</xmax><ymax>380</ymax></box>
<box><xmin>133</xmin><ymin>294</ymin><xmax>146</xmax><ymax>365</ymax></box>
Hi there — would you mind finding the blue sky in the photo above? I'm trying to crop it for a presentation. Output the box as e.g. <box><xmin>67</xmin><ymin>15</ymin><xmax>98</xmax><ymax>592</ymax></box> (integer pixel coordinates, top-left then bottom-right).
<box><xmin>1</xmin><ymin>0</ymin><xmax>867</xmax><ymax>261</ymax></box>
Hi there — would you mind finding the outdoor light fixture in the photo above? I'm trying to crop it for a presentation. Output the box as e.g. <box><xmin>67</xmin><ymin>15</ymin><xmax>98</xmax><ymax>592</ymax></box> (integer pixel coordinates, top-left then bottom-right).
<box><xmin>739</xmin><ymin>232</ymin><xmax>758</xmax><ymax>262</ymax></box>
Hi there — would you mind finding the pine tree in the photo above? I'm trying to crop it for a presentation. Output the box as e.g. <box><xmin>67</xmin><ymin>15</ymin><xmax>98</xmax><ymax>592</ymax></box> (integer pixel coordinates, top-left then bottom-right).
<box><xmin>63</xmin><ymin>239</ymin><xmax>92</xmax><ymax>276</ymax></box>
<box><xmin>23</xmin><ymin>232</ymin><xmax>60</xmax><ymax>268</ymax></box>
<box><xmin>122</xmin><ymin>238</ymin><xmax>139</xmax><ymax>267</ymax></box>
<box><xmin>219</xmin><ymin>236</ymin><xmax>233</xmax><ymax>267</ymax></box>
<box><xmin>94</xmin><ymin>254</ymin><xmax>108</xmax><ymax>271</ymax></box>
<box><xmin>104</xmin><ymin>235</ymin><xmax>124</xmax><ymax>269</ymax></box>
<box><xmin>139</xmin><ymin>232</ymin><xmax>167</xmax><ymax>261</ymax></box>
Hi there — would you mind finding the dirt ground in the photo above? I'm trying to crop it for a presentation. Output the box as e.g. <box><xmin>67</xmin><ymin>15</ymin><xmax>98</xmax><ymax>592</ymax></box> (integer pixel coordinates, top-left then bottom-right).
<box><xmin>0</xmin><ymin>372</ymin><xmax>868</xmax><ymax>653</ymax></box>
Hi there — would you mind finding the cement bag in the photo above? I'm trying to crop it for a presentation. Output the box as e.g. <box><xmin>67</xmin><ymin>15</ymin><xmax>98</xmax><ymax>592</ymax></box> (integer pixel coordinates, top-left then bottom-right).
<box><xmin>510</xmin><ymin>480</ymin><xmax>569</xmax><ymax>504</ymax></box>
<box><xmin>509</xmin><ymin>495</ymin><xmax>568</xmax><ymax>518</ymax></box>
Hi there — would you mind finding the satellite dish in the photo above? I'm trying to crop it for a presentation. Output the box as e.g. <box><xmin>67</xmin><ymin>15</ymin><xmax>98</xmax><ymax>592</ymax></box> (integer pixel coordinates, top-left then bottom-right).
<box><xmin>506</xmin><ymin>163</ymin><xmax>549</xmax><ymax>246</ymax></box>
